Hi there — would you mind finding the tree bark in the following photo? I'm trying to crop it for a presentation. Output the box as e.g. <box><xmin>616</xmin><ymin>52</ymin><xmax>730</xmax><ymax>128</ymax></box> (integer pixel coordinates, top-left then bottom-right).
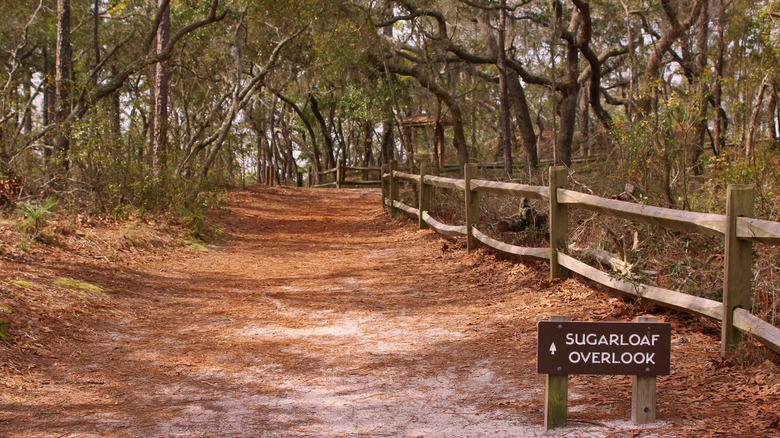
<box><xmin>713</xmin><ymin>0</ymin><xmax>728</xmax><ymax>156</ymax></box>
<box><xmin>108</xmin><ymin>65</ymin><xmax>122</xmax><ymax>143</ymax></box>
<box><xmin>275</xmin><ymin>90</ymin><xmax>321</xmax><ymax>174</ymax></box>
<box><xmin>54</xmin><ymin>0</ymin><xmax>73</xmax><ymax>177</ymax></box>
<box><xmin>150</xmin><ymin>0</ymin><xmax>170</xmax><ymax>178</ymax></box>
<box><xmin>745</xmin><ymin>73</ymin><xmax>771</xmax><ymax>159</ymax></box>
<box><xmin>688</xmin><ymin>0</ymin><xmax>709</xmax><ymax>174</ymax></box>
<box><xmin>553</xmin><ymin>4</ymin><xmax>581</xmax><ymax>168</ymax></box>
<box><xmin>310</xmin><ymin>94</ymin><xmax>336</xmax><ymax>169</ymax></box>
<box><xmin>42</xmin><ymin>47</ymin><xmax>55</xmax><ymax>167</ymax></box>
<box><xmin>381</xmin><ymin>117</ymin><xmax>394</xmax><ymax>166</ymax></box>
<box><xmin>497</xmin><ymin>4</ymin><xmax>513</xmax><ymax>180</ymax></box>
<box><xmin>507</xmin><ymin>69</ymin><xmax>538</xmax><ymax>170</ymax></box>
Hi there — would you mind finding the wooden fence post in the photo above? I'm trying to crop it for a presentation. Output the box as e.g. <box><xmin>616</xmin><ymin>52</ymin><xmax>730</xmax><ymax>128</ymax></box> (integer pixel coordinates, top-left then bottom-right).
<box><xmin>266</xmin><ymin>165</ymin><xmax>275</xmax><ymax>187</ymax></box>
<box><xmin>465</xmin><ymin>163</ymin><xmax>480</xmax><ymax>252</ymax></box>
<box><xmin>545</xmin><ymin>315</ymin><xmax>570</xmax><ymax>430</ymax></box>
<box><xmin>307</xmin><ymin>166</ymin><xmax>312</xmax><ymax>187</ymax></box>
<box><xmin>381</xmin><ymin>164</ymin><xmax>390</xmax><ymax>211</ymax></box>
<box><xmin>632</xmin><ymin>315</ymin><xmax>658</xmax><ymax>424</ymax></box>
<box><xmin>549</xmin><ymin>167</ymin><xmax>569</xmax><ymax>279</ymax></box>
<box><xmin>336</xmin><ymin>162</ymin><xmax>343</xmax><ymax>189</ymax></box>
<box><xmin>419</xmin><ymin>162</ymin><xmax>431</xmax><ymax>229</ymax></box>
<box><xmin>389</xmin><ymin>160</ymin><xmax>399</xmax><ymax>218</ymax></box>
<box><xmin>722</xmin><ymin>184</ymin><xmax>754</xmax><ymax>357</ymax></box>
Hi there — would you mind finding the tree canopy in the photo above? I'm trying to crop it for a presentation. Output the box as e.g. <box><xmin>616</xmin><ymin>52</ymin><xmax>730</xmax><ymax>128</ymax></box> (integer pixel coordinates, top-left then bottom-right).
<box><xmin>1</xmin><ymin>0</ymin><xmax>779</xmax><ymax>213</ymax></box>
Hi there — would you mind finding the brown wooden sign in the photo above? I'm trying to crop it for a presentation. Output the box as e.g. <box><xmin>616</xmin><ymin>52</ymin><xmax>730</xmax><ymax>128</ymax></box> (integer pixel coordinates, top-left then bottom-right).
<box><xmin>537</xmin><ymin>321</ymin><xmax>671</xmax><ymax>376</ymax></box>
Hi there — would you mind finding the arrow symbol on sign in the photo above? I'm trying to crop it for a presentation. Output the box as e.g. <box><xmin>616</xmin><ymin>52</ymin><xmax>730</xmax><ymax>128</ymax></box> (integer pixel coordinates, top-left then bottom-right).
<box><xmin>550</xmin><ymin>342</ymin><xmax>557</xmax><ymax>355</ymax></box>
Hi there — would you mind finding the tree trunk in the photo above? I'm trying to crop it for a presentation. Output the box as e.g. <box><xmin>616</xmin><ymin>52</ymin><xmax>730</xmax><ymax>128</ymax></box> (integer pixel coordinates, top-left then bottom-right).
<box><xmin>274</xmin><ymin>90</ymin><xmax>321</xmax><ymax>174</ymax></box>
<box><xmin>42</xmin><ymin>48</ymin><xmax>55</xmax><ymax>168</ymax></box>
<box><xmin>497</xmin><ymin>5</ymin><xmax>513</xmax><ymax>180</ymax></box>
<box><xmin>689</xmin><ymin>0</ymin><xmax>709</xmax><ymax>174</ymax></box>
<box><xmin>713</xmin><ymin>0</ymin><xmax>728</xmax><ymax>156</ymax></box>
<box><xmin>310</xmin><ymin>94</ymin><xmax>336</xmax><ymax>169</ymax></box>
<box><xmin>108</xmin><ymin>65</ymin><xmax>122</xmax><ymax>143</ymax></box>
<box><xmin>579</xmin><ymin>84</ymin><xmax>591</xmax><ymax>156</ymax></box>
<box><xmin>507</xmin><ymin>69</ymin><xmax>538</xmax><ymax>170</ymax></box>
<box><xmin>54</xmin><ymin>0</ymin><xmax>73</xmax><ymax>178</ymax></box>
<box><xmin>772</xmin><ymin>82</ymin><xmax>779</xmax><ymax>150</ymax></box>
<box><xmin>555</xmin><ymin>39</ymin><xmax>579</xmax><ymax>168</ymax></box>
<box><xmin>150</xmin><ymin>0</ymin><xmax>170</xmax><ymax>178</ymax></box>
<box><xmin>254</xmin><ymin>127</ymin><xmax>265</xmax><ymax>184</ymax></box>
<box><xmin>362</xmin><ymin>122</ymin><xmax>373</xmax><ymax>178</ymax></box>
<box><xmin>381</xmin><ymin>118</ymin><xmax>394</xmax><ymax>166</ymax></box>
<box><xmin>434</xmin><ymin>113</ymin><xmax>445</xmax><ymax>170</ymax></box>
<box><xmin>745</xmin><ymin>73</ymin><xmax>771</xmax><ymax>159</ymax></box>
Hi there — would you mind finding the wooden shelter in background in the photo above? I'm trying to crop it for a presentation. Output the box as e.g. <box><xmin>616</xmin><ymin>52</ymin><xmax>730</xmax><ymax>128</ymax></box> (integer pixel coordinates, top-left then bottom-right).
<box><xmin>400</xmin><ymin>113</ymin><xmax>453</xmax><ymax>170</ymax></box>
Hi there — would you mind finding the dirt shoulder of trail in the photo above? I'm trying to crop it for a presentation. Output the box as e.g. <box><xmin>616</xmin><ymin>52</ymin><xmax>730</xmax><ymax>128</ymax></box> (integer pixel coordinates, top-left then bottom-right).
<box><xmin>0</xmin><ymin>186</ymin><xmax>778</xmax><ymax>437</ymax></box>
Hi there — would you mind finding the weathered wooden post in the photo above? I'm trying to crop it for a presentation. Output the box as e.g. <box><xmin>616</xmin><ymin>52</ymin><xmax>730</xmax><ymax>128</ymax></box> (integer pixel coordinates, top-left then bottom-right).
<box><xmin>307</xmin><ymin>166</ymin><xmax>312</xmax><ymax>187</ymax></box>
<box><xmin>265</xmin><ymin>165</ymin><xmax>275</xmax><ymax>187</ymax></box>
<box><xmin>545</xmin><ymin>315</ymin><xmax>570</xmax><ymax>430</ymax></box>
<box><xmin>381</xmin><ymin>163</ymin><xmax>390</xmax><ymax>211</ymax></box>
<box><xmin>389</xmin><ymin>160</ymin><xmax>399</xmax><ymax>218</ymax></box>
<box><xmin>549</xmin><ymin>166</ymin><xmax>569</xmax><ymax>279</ymax></box>
<box><xmin>464</xmin><ymin>163</ymin><xmax>480</xmax><ymax>252</ymax></box>
<box><xmin>632</xmin><ymin>315</ymin><xmax>658</xmax><ymax>424</ymax></box>
<box><xmin>722</xmin><ymin>184</ymin><xmax>754</xmax><ymax>357</ymax></box>
<box><xmin>419</xmin><ymin>162</ymin><xmax>431</xmax><ymax>230</ymax></box>
<box><xmin>336</xmin><ymin>162</ymin><xmax>343</xmax><ymax>189</ymax></box>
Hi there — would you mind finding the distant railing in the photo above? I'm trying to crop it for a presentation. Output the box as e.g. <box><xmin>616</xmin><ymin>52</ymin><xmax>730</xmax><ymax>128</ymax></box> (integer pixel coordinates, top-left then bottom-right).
<box><xmin>311</xmin><ymin>164</ymin><xmax>382</xmax><ymax>188</ymax></box>
<box><xmin>381</xmin><ymin>161</ymin><xmax>780</xmax><ymax>357</ymax></box>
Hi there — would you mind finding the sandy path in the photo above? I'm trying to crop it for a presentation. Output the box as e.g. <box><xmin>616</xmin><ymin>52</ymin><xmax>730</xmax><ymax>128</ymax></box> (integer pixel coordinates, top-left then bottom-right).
<box><xmin>2</xmin><ymin>186</ymin><xmax>777</xmax><ymax>437</ymax></box>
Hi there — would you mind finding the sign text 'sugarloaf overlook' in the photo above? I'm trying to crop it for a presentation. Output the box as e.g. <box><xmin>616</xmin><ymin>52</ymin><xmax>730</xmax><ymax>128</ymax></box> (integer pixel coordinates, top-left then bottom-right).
<box><xmin>537</xmin><ymin>321</ymin><xmax>672</xmax><ymax>375</ymax></box>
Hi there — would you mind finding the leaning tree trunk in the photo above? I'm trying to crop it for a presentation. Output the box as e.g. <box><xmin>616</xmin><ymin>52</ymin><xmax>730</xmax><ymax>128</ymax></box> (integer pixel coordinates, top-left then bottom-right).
<box><xmin>745</xmin><ymin>73</ymin><xmax>771</xmax><ymax>159</ymax></box>
<box><xmin>507</xmin><ymin>70</ymin><xmax>538</xmax><ymax>170</ymax></box>
<box><xmin>310</xmin><ymin>94</ymin><xmax>336</xmax><ymax>169</ymax></box>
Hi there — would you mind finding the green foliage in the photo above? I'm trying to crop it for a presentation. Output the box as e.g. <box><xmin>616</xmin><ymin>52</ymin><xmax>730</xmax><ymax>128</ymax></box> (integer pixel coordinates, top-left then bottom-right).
<box><xmin>15</xmin><ymin>197</ymin><xmax>58</xmax><ymax>237</ymax></box>
<box><xmin>701</xmin><ymin>150</ymin><xmax>780</xmax><ymax>219</ymax></box>
<box><xmin>178</xmin><ymin>188</ymin><xmax>226</xmax><ymax>240</ymax></box>
<box><xmin>179</xmin><ymin>203</ymin><xmax>206</xmax><ymax>239</ymax></box>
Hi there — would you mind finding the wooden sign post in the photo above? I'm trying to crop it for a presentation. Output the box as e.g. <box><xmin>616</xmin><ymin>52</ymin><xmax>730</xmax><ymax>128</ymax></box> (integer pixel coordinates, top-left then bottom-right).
<box><xmin>538</xmin><ymin>316</ymin><xmax>671</xmax><ymax>429</ymax></box>
<box><xmin>544</xmin><ymin>315</ymin><xmax>570</xmax><ymax>430</ymax></box>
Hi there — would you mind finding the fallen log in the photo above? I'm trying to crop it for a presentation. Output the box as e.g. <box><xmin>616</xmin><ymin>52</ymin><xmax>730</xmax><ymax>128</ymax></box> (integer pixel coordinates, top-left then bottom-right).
<box><xmin>496</xmin><ymin>198</ymin><xmax>548</xmax><ymax>232</ymax></box>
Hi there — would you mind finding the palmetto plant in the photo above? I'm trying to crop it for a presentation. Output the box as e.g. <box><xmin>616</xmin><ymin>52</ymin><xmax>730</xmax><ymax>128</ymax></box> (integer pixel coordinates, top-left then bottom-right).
<box><xmin>15</xmin><ymin>197</ymin><xmax>58</xmax><ymax>236</ymax></box>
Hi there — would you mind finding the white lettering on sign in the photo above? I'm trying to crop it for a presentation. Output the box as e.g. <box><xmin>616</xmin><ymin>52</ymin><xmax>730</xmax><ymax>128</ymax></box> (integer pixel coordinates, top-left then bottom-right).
<box><xmin>550</xmin><ymin>343</ymin><xmax>557</xmax><ymax>355</ymax></box>
<box><xmin>565</xmin><ymin>333</ymin><xmax>661</xmax><ymax>347</ymax></box>
<box><xmin>567</xmin><ymin>351</ymin><xmax>656</xmax><ymax>365</ymax></box>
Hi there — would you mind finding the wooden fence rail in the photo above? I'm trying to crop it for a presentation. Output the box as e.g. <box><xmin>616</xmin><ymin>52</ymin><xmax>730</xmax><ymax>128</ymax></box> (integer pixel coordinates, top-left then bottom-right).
<box><xmin>311</xmin><ymin>164</ymin><xmax>382</xmax><ymax>188</ymax></box>
<box><xmin>381</xmin><ymin>161</ymin><xmax>780</xmax><ymax>356</ymax></box>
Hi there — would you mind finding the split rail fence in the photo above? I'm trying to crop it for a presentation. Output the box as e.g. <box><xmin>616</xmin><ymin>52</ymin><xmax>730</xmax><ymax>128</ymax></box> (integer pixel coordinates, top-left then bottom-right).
<box><xmin>380</xmin><ymin>161</ymin><xmax>780</xmax><ymax>357</ymax></box>
<box><xmin>311</xmin><ymin>164</ymin><xmax>382</xmax><ymax>188</ymax></box>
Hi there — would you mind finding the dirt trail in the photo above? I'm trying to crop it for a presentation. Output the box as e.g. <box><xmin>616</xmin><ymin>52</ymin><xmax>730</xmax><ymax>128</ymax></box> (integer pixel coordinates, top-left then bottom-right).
<box><xmin>1</xmin><ymin>187</ymin><xmax>778</xmax><ymax>437</ymax></box>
